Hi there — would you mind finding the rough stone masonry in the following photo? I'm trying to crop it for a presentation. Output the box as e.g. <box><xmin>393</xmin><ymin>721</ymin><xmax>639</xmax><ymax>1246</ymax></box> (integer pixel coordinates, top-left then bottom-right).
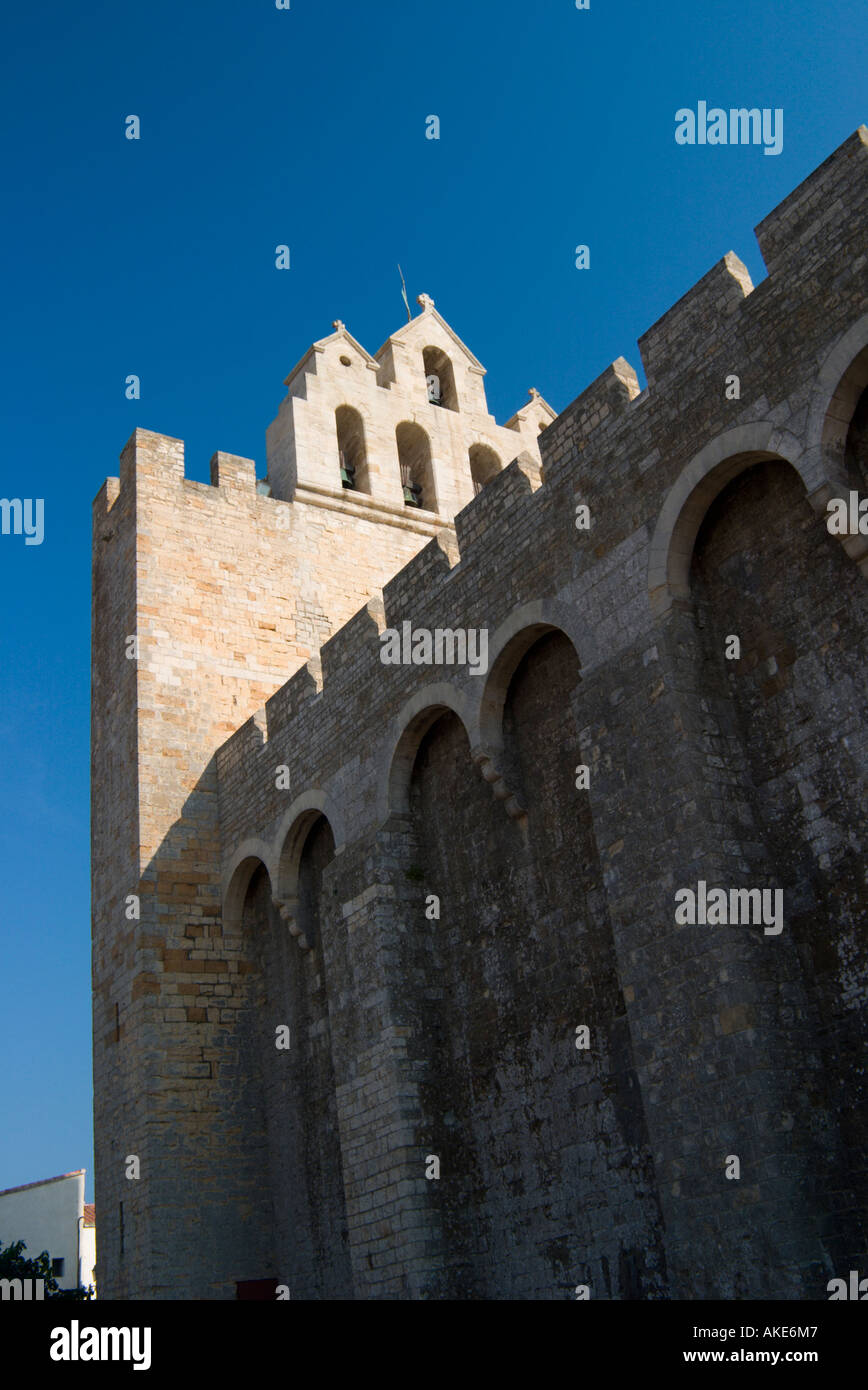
<box><xmin>91</xmin><ymin>127</ymin><xmax>868</xmax><ymax>1299</ymax></box>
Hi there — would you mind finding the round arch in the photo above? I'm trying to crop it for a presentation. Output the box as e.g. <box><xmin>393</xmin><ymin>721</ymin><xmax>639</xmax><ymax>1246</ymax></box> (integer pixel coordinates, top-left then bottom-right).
<box><xmin>273</xmin><ymin>790</ymin><xmax>344</xmax><ymax>904</ymax></box>
<box><xmin>396</xmin><ymin>420</ymin><xmax>437</xmax><ymax>512</ymax></box>
<box><xmin>648</xmin><ymin>424</ymin><xmax>808</xmax><ymax>619</ymax></box>
<box><xmin>335</xmin><ymin>403</ymin><xmax>370</xmax><ymax>493</ymax></box>
<box><xmin>422</xmin><ymin>345</ymin><xmax>459</xmax><ymax>411</ymax></box>
<box><xmin>222</xmin><ymin>841</ymin><xmax>274</xmax><ymax>929</ymax></box>
<box><xmin>805</xmin><ymin>313</ymin><xmax>868</xmax><ymax>489</ymax></box>
<box><xmin>469</xmin><ymin>443</ymin><xmax>501</xmax><ymax>493</ymax></box>
<box><xmin>478</xmin><ymin>602</ymin><xmax>588</xmax><ymax>758</ymax></box>
<box><xmin>379</xmin><ymin>683</ymin><xmax>474</xmax><ymax>818</ymax></box>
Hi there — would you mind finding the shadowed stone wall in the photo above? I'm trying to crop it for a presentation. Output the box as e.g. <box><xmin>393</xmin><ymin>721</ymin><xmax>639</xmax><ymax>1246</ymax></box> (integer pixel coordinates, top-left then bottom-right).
<box><xmin>92</xmin><ymin>129</ymin><xmax>868</xmax><ymax>1299</ymax></box>
<box><xmin>406</xmin><ymin>637</ymin><xmax>664</xmax><ymax>1299</ymax></box>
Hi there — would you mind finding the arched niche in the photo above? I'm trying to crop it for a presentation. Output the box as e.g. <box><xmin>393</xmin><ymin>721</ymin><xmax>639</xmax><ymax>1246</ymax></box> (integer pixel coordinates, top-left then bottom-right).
<box><xmin>478</xmin><ymin>606</ymin><xmax>592</xmax><ymax>758</ymax></box>
<box><xmin>295</xmin><ymin>814</ymin><xmax>336</xmax><ymax>951</ymax></box>
<box><xmin>648</xmin><ymin>425</ymin><xmax>809</xmax><ymax>619</ymax></box>
<box><xmin>273</xmin><ymin>790</ymin><xmax>343</xmax><ymax>920</ymax></box>
<box><xmin>335</xmin><ymin>405</ymin><xmax>370</xmax><ymax>494</ymax></box>
<box><xmin>238</xmin><ymin>843</ymin><xmax>351</xmax><ymax>1297</ymax></box>
<box><xmin>469</xmin><ymin>443</ymin><xmax>501</xmax><ymax>495</ymax></box>
<box><xmin>383</xmin><ymin>686</ymin><xmax>474</xmax><ymax>818</ymax></box>
<box><xmin>821</xmin><ymin>344</ymin><xmax>868</xmax><ymax>471</ymax></box>
<box><xmin>806</xmin><ymin>315</ymin><xmax>868</xmax><ymax>491</ymax></box>
<box><xmin>422</xmin><ymin>345</ymin><xmax>459</xmax><ymax>411</ymax></box>
<box><xmin>223</xmin><ymin>844</ymin><xmax>274</xmax><ymax>930</ymax></box>
<box><xmin>682</xmin><ymin>452</ymin><xmax>868</xmax><ymax>1289</ymax></box>
<box><xmin>404</xmin><ymin>627</ymin><xmax>663</xmax><ymax>1299</ymax></box>
<box><xmin>396</xmin><ymin>420</ymin><xmax>436</xmax><ymax>511</ymax></box>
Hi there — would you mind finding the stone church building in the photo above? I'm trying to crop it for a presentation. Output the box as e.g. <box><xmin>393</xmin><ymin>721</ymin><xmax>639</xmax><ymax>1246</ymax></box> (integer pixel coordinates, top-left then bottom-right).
<box><xmin>92</xmin><ymin>128</ymin><xmax>868</xmax><ymax>1299</ymax></box>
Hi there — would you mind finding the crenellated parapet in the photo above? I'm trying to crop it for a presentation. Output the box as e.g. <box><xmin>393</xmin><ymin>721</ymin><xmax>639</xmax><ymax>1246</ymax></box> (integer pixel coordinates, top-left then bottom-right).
<box><xmin>217</xmin><ymin>126</ymin><xmax>868</xmax><ymax>883</ymax></box>
<box><xmin>755</xmin><ymin>126</ymin><xmax>868</xmax><ymax>275</ymax></box>
<box><xmin>637</xmin><ymin>252</ymin><xmax>754</xmax><ymax>391</ymax></box>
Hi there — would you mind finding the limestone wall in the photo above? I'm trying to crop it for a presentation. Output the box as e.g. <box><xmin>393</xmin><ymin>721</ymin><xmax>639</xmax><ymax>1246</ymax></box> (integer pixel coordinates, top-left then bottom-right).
<box><xmin>93</xmin><ymin>128</ymin><xmax>868</xmax><ymax>1298</ymax></box>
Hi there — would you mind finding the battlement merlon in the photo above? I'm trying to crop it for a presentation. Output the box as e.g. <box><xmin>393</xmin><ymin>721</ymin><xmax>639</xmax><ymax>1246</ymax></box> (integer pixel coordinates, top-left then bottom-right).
<box><xmin>379</xmin><ymin>533</ymin><xmax>461</xmax><ymax>636</ymax></box>
<box><xmin>453</xmin><ymin>452</ymin><xmax>543</xmax><ymax>558</ymax></box>
<box><xmin>216</xmin><ymin>661</ymin><xmax>325</xmax><ymax>831</ymax></box>
<box><xmin>638</xmin><ymin>253</ymin><xmax>754</xmax><ymax>391</ymax></box>
<box><xmin>92</xmin><ymin>476</ymin><xmax>121</xmax><ymax>521</ymax></box>
<box><xmin>209</xmin><ymin>451</ymin><xmax>257</xmax><ymax>492</ymax></box>
<box><xmin>264</xmin><ymin>660</ymin><xmax>323</xmax><ymax>738</ymax></box>
<box><xmin>107</xmin><ymin>428</ymin><xmax>261</xmax><ymax>501</ymax></box>
<box><xmin>755</xmin><ymin>125</ymin><xmax>868</xmax><ymax>276</ymax></box>
<box><xmin>541</xmin><ymin>357</ymin><xmax>642</xmax><ymax>487</ymax></box>
<box><xmin>119</xmin><ymin>427</ymin><xmax>185</xmax><ymax>492</ymax></box>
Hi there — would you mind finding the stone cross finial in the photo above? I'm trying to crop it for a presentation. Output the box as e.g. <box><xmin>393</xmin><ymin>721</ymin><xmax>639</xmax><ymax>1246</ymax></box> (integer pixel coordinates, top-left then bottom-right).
<box><xmin>417</xmin><ymin>293</ymin><xmax>435</xmax><ymax>312</ymax></box>
<box><xmin>528</xmin><ymin>387</ymin><xmax>540</xmax><ymax>399</ymax></box>
<box><xmin>332</xmin><ymin>319</ymin><xmax>345</xmax><ymax>332</ymax></box>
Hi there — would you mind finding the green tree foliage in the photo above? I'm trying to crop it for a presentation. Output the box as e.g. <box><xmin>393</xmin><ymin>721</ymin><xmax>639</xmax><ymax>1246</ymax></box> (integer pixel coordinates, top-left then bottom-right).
<box><xmin>0</xmin><ymin>1238</ymin><xmax>93</xmax><ymax>1299</ymax></box>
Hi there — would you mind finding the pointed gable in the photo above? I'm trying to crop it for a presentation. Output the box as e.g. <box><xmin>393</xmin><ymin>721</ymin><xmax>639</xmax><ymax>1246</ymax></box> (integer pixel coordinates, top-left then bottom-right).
<box><xmin>283</xmin><ymin>320</ymin><xmax>379</xmax><ymax>388</ymax></box>
<box><xmin>379</xmin><ymin>293</ymin><xmax>486</xmax><ymax>373</ymax></box>
<box><xmin>505</xmin><ymin>387</ymin><xmax>558</xmax><ymax>434</ymax></box>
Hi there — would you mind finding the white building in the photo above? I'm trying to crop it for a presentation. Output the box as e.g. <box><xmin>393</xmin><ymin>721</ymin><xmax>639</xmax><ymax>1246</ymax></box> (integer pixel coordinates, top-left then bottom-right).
<box><xmin>0</xmin><ymin>1170</ymin><xmax>96</xmax><ymax>1295</ymax></box>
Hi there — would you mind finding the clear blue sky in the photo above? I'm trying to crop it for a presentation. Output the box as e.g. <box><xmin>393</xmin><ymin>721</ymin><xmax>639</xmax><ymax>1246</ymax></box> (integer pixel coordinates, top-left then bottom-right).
<box><xmin>0</xmin><ymin>0</ymin><xmax>864</xmax><ymax>1206</ymax></box>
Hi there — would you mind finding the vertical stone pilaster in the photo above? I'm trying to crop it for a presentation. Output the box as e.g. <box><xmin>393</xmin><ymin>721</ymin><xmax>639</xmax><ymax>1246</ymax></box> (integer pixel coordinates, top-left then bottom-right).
<box><xmin>321</xmin><ymin>828</ymin><xmax>446</xmax><ymax>1298</ymax></box>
